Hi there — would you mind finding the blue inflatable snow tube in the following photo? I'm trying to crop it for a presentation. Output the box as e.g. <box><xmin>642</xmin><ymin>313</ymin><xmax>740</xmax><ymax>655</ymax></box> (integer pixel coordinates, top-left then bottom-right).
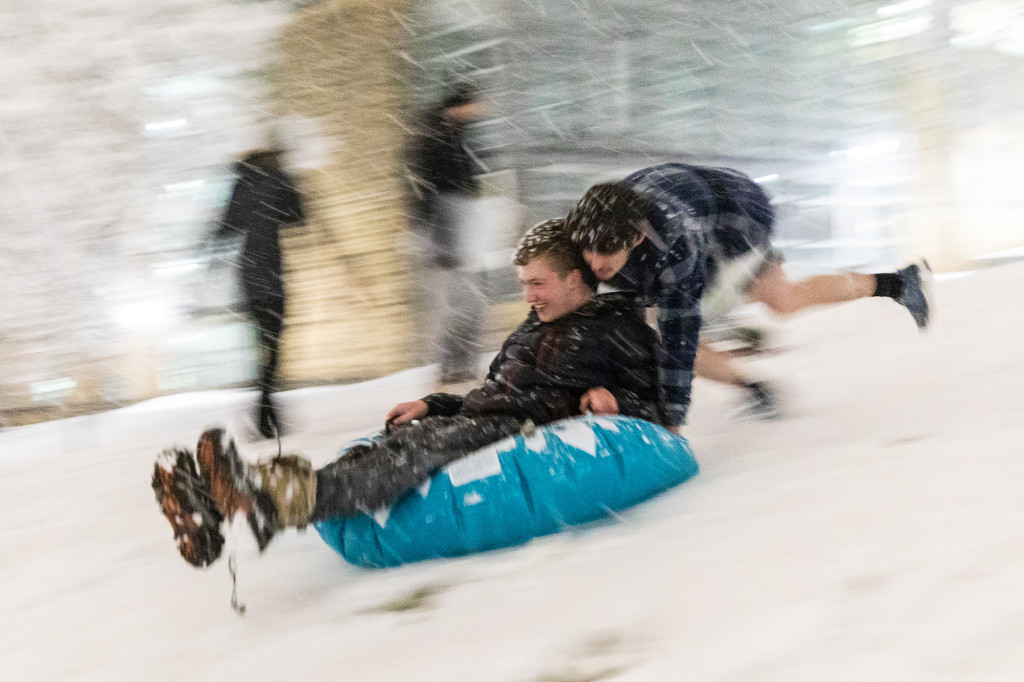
<box><xmin>314</xmin><ymin>415</ymin><xmax>698</xmax><ymax>568</ymax></box>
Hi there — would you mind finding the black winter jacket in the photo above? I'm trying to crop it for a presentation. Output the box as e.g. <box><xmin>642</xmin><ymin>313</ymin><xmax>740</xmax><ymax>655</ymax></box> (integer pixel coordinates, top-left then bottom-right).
<box><xmin>422</xmin><ymin>294</ymin><xmax>664</xmax><ymax>426</ymax></box>
<box><xmin>405</xmin><ymin>109</ymin><xmax>482</xmax><ymax>267</ymax></box>
<box><xmin>217</xmin><ymin>160</ymin><xmax>305</xmax><ymax>305</ymax></box>
<box><xmin>406</xmin><ymin>108</ymin><xmax>479</xmax><ymax>210</ymax></box>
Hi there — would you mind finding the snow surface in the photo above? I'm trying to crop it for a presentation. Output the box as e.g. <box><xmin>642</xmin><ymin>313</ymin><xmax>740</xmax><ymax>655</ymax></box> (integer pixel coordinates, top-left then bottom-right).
<box><xmin>2</xmin><ymin>262</ymin><xmax>1024</xmax><ymax>681</ymax></box>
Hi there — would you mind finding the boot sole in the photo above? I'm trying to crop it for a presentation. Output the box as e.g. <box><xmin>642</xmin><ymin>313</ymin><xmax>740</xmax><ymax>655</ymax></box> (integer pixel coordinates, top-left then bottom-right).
<box><xmin>196</xmin><ymin>428</ymin><xmax>277</xmax><ymax>551</ymax></box>
<box><xmin>152</xmin><ymin>448</ymin><xmax>225</xmax><ymax>567</ymax></box>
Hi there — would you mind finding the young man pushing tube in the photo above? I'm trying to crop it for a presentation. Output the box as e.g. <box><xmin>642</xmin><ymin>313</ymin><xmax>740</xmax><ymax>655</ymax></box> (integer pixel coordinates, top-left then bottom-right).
<box><xmin>565</xmin><ymin>163</ymin><xmax>932</xmax><ymax>432</ymax></box>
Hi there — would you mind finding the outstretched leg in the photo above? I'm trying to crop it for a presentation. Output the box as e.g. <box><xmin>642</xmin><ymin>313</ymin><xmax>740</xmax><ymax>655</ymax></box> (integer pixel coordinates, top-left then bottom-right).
<box><xmin>745</xmin><ymin>262</ymin><xmax>876</xmax><ymax>316</ymax></box>
<box><xmin>694</xmin><ymin>342</ymin><xmax>781</xmax><ymax>420</ymax></box>
<box><xmin>694</xmin><ymin>342</ymin><xmax>749</xmax><ymax>385</ymax></box>
<box><xmin>189</xmin><ymin>415</ymin><xmax>524</xmax><ymax>550</ymax></box>
<box><xmin>312</xmin><ymin>414</ymin><xmax>522</xmax><ymax>522</ymax></box>
<box><xmin>745</xmin><ymin>260</ymin><xmax>932</xmax><ymax>329</ymax></box>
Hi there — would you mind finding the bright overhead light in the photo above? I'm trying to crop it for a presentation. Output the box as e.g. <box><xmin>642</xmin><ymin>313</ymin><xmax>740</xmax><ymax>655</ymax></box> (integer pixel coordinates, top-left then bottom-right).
<box><xmin>151</xmin><ymin>260</ymin><xmax>200</xmax><ymax>277</ymax></box>
<box><xmin>144</xmin><ymin>119</ymin><xmax>188</xmax><ymax>132</ymax></box>
<box><xmin>31</xmin><ymin>378</ymin><xmax>77</xmax><ymax>401</ymax></box>
<box><xmin>164</xmin><ymin>180</ymin><xmax>204</xmax><ymax>192</ymax></box>
<box><xmin>111</xmin><ymin>300</ymin><xmax>177</xmax><ymax>332</ymax></box>
<box><xmin>878</xmin><ymin>0</ymin><xmax>931</xmax><ymax>18</ymax></box>
<box><xmin>166</xmin><ymin>331</ymin><xmax>209</xmax><ymax>346</ymax></box>
<box><xmin>831</xmin><ymin>140</ymin><xmax>901</xmax><ymax>160</ymax></box>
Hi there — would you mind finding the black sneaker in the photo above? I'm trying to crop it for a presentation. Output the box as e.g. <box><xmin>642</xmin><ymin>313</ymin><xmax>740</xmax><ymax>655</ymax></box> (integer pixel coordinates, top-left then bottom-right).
<box><xmin>897</xmin><ymin>259</ymin><xmax>934</xmax><ymax>330</ymax></box>
<box><xmin>152</xmin><ymin>448</ymin><xmax>225</xmax><ymax>568</ymax></box>
<box><xmin>738</xmin><ymin>381</ymin><xmax>783</xmax><ymax>421</ymax></box>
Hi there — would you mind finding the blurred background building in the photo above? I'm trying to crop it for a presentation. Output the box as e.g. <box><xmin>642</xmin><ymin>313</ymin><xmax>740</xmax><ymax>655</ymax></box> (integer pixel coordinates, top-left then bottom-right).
<box><xmin>2</xmin><ymin>0</ymin><xmax>1022</xmax><ymax>425</ymax></box>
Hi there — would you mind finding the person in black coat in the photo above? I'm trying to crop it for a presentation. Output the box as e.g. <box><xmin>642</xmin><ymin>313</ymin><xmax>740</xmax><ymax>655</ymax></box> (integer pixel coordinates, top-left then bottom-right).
<box><xmin>405</xmin><ymin>83</ymin><xmax>489</xmax><ymax>383</ymax></box>
<box><xmin>215</xmin><ymin>148</ymin><xmax>305</xmax><ymax>439</ymax></box>
<box><xmin>406</xmin><ymin>83</ymin><xmax>483</xmax><ymax>267</ymax></box>
<box><xmin>155</xmin><ymin>220</ymin><xmax>665</xmax><ymax>565</ymax></box>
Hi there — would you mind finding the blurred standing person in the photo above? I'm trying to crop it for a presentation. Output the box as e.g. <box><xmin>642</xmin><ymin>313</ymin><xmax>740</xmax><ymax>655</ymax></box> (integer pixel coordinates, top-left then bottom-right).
<box><xmin>215</xmin><ymin>147</ymin><xmax>305</xmax><ymax>439</ymax></box>
<box><xmin>405</xmin><ymin>83</ymin><xmax>488</xmax><ymax>387</ymax></box>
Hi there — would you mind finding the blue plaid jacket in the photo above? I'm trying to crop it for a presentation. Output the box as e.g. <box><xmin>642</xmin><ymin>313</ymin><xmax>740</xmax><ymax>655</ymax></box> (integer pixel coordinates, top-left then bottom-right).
<box><xmin>605</xmin><ymin>163</ymin><xmax>774</xmax><ymax>426</ymax></box>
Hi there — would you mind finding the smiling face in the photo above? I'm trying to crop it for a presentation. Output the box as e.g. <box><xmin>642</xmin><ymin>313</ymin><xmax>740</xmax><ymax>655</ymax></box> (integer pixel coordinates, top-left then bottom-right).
<box><xmin>517</xmin><ymin>255</ymin><xmax>588</xmax><ymax>322</ymax></box>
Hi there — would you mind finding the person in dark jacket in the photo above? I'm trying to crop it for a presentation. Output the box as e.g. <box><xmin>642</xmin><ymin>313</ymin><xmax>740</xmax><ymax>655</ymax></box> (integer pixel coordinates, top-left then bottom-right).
<box><xmin>214</xmin><ymin>148</ymin><xmax>305</xmax><ymax>439</ymax></box>
<box><xmin>406</xmin><ymin>83</ymin><xmax>483</xmax><ymax>266</ymax></box>
<box><xmin>405</xmin><ymin>83</ymin><xmax>488</xmax><ymax>384</ymax></box>
<box><xmin>153</xmin><ymin>219</ymin><xmax>663</xmax><ymax>566</ymax></box>
<box><xmin>565</xmin><ymin>163</ymin><xmax>933</xmax><ymax>432</ymax></box>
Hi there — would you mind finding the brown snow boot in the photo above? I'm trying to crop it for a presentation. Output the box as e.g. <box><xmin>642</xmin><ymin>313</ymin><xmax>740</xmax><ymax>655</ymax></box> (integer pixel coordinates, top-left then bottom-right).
<box><xmin>195</xmin><ymin>429</ymin><xmax>316</xmax><ymax>550</ymax></box>
<box><xmin>152</xmin><ymin>448</ymin><xmax>225</xmax><ymax>568</ymax></box>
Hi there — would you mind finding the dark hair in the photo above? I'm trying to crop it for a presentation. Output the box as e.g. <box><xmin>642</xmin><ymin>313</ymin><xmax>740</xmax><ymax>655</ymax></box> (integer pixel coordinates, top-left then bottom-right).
<box><xmin>566</xmin><ymin>182</ymin><xmax>652</xmax><ymax>254</ymax></box>
<box><xmin>514</xmin><ymin>219</ymin><xmax>597</xmax><ymax>291</ymax></box>
<box><xmin>442</xmin><ymin>82</ymin><xmax>480</xmax><ymax>110</ymax></box>
<box><xmin>241</xmin><ymin>148</ymin><xmax>283</xmax><ymax>171</ymax></box>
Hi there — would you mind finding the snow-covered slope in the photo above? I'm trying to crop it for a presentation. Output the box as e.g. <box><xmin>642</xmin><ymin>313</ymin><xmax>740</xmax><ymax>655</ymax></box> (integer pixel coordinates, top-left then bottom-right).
<box><xmin>2</xmin><ymin>262</ymin><xmax>1023</xmax><ymax>681</ymax></box>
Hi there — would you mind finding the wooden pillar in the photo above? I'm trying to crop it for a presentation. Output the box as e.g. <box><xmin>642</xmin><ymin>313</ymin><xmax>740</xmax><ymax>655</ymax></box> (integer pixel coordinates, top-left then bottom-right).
<box><xmin>271</xmin><ymin>0</ymin><xmax>416</xmax><ymax>384</ymax></box>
